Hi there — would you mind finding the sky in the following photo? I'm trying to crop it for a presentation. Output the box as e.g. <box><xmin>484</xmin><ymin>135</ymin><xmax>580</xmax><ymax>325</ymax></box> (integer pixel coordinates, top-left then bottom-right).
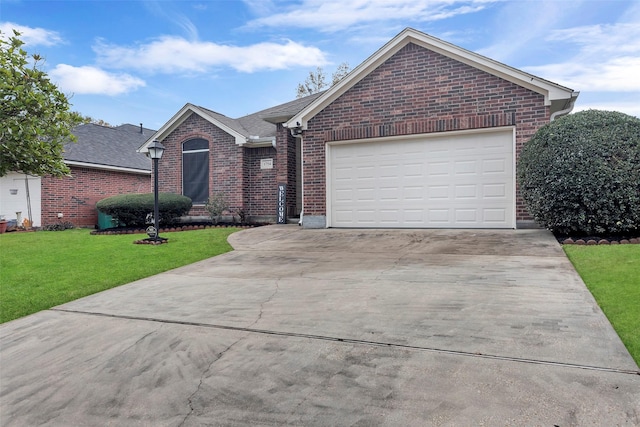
<box><xmin>1</xmin><ymin>0</ymin><xmax>639</xmax><ymax>130</ymax></box>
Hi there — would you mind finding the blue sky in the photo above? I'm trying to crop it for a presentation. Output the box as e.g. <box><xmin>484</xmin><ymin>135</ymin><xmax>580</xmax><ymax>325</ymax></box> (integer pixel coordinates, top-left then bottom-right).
<box><xmin>1</xmin><ymin>0</ymin><xmax>639</xmax><ymax>129</ymax></box>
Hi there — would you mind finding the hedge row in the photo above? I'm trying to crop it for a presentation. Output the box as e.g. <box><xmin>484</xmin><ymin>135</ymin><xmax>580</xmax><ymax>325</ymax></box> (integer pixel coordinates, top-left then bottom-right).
<box><xmin>96</xmin><ymin>193</ymin><xmax>192</xmax><ymax>227</ymax></box>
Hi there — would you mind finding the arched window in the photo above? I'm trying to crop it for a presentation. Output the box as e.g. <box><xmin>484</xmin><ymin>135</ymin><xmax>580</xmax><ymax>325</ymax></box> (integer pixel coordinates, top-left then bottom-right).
<box><xmin>182</xmin><ymin>138</ymin><xmax>209</xmax><ymax>204</ymax></box>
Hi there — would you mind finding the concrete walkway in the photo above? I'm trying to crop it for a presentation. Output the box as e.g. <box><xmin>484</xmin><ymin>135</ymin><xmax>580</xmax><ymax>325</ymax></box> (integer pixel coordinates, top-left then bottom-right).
<box><xmin>1</xmin><ymin>226</ymin><xmax>638</xmax><ymax>426</ymax></box>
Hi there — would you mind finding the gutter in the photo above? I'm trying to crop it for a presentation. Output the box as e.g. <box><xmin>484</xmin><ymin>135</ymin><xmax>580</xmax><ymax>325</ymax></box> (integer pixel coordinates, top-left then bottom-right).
<box><xmin>65</xmin><ymin>161</ymin><xmax>151</xmax><ymax>175</ymax></box>
<box><xmin>247</xmin><ymin>136</ymin><xmax>276</xmax><ymax>149</ymax></box>
<box><xmin>550</xmin><ymin>91</ymin><xmax>580</xmax><ymax>121</ymax></box>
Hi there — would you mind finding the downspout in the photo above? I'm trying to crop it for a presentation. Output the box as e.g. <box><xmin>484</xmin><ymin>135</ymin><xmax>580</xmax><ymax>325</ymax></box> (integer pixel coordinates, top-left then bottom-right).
<box><xmin>290</xmin><ymin>126</ymin><xmax>304</xmax><ymax>226</ymax></box>
<box><xmin>550</xmin><ymin>92</ymin><xmax>580</xmax><ymax>121</ymax></box>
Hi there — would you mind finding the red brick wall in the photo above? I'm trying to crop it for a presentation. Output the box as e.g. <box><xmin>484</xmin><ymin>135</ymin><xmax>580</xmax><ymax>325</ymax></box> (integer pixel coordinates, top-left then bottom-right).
<box><xmin>244</xmin><ymin>146</ymin><xmax>277</xmax><ymax>217</ymax></box>
<box><xmin>303</xmin><ymin>42</ymin><xmax>549</xmax><ymax>222</ymax></box>
<box><xmin>275</xmin><ymin>124</ymin><xmax>299</xmax><ymax>218</ymax></box>
<box><xmin>158</xmin><ymin>113</ymin><xmax>244</xmax><ymax>217</ymax></box>
<box><xmin>41</xmin><ymin>167</ymin><xmax>150</xmax><ymax>227</ymax></box>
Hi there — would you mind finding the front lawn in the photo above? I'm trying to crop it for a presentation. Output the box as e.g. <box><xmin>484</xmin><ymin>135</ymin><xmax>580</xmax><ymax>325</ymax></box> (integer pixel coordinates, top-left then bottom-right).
<box><xmin>564</xmin><ymin>245</ymin><xmax>640</xmax><ymax>366</ymax></box>
<box><xmin>0</xmin><ymin>227</ymin><xmax>238</xmax><ymax>324</ymax></box>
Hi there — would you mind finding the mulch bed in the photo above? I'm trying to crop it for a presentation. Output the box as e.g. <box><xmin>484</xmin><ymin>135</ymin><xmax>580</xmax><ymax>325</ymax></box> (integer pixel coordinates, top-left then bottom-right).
<box><xmin>90</xmin><ymin>222</ymin><xmax>265</xmax><ymax>236</ymax></box>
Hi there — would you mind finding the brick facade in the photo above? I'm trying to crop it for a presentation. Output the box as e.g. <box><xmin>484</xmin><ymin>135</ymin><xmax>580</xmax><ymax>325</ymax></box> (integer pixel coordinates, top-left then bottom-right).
<box><xmin>41</xmin><ymin>166</ymin><xmax>150</xmax><ymax>227</ymax></box>
<box><xmin>151</xmin><ymin>34</ymin><xmax>571</xmax><ymax>228</ymax></box>
<box><xmin>158</xmin><ymin>113</ymin><xmax>287</xmax><ymax>221</ymax></box>
<box><xmin>302</xmin><ymin>42</ymin><xmax>549</xmax><ymax>222</ymax></box>
<box><xmin>244</xmin><ymin>146</ymin><xmax>277</xmax><ymax>217</ymax></box>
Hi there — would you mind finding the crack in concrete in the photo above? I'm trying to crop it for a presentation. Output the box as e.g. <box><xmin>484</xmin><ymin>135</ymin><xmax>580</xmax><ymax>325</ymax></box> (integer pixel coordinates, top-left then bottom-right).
<box><xmin>248</xmin><ymin>280</ymin><xmax>280</xmax><ymax>328</ymax></box>
<box><xmin>178</xmin><ymin>335</ymin><xmax>248</xmax><ymax>427</ymax></box>
<box><xmin>114</xmin><ymin>325</ymin><xmax>162</xmax><ymax>360</ymax></box>
<box><xmin>50</xmin><ymin>308</ymin><xmax>640</xmax><ymax>376</ymax></box>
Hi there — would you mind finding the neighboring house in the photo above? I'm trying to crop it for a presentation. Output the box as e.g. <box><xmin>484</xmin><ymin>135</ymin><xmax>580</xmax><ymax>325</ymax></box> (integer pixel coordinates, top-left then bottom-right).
<box><xmin>141</xmin><ymin>27</ymin><xmax>578</xmax><ymax>229</ymax></box>
<box><xmin>0</xmin><ymin>123</ymin><xmax>154</xmax><ymax>228</ymax></box>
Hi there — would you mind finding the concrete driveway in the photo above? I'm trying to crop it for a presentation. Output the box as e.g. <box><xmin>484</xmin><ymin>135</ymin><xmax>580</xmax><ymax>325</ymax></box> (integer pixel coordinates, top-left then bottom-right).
<box><xmin>1</xmin><ymin>226</ymin><xmax>638</xmax><ymax>426</ymax></box>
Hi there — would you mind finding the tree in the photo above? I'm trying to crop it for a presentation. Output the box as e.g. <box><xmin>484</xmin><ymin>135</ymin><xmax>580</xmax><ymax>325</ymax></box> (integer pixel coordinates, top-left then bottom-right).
<box><xmin>517</xmin><ymin>110</ymin><xmax>640</xmax><ymax>236</ymax></box>
<box><xmin>81</xmin><ymin>115</ymin><xmax>113</xmax><ymax>127</ymax></box>
<box><xmin>296</xmin><ymin>62</ymin><xmax>350</xmax><ymax>98</ymax></box>
<box><xmin>0</xmin><ymin>30</ymin><xmax>83</xmax><ymax>177</ymax></box>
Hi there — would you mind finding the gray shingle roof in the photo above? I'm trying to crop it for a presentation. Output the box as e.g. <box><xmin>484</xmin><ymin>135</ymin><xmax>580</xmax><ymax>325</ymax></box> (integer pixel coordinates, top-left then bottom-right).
<box><xmin>64</xmin><ymin>123</ymin><xmax>155</xmax><ymax>172</ymax></box>
<box><xmin>197</xmin><ymin>91</ymin><xmax>325</xmax><ymax>140</ymax></box>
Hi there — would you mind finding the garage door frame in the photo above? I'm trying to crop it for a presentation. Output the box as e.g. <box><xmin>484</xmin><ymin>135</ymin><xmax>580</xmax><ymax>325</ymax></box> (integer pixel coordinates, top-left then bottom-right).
<box><xmin>325</xmin><ymin>126</ymin><xmax>517</xmax><ymax>228</ymax></box>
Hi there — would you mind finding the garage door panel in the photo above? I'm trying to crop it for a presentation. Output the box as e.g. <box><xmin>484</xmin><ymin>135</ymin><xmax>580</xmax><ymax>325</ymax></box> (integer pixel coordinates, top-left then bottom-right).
<box><xmin>455</xmin><ymin>184</ymin><xmax>477</xmax><ymax>199</ymax></box>
<box><xmin>484</xmin><ymin>208</ymin><xmax>507</xmax><ymax>223</ymax></box>
<box><xmin>482</xmin><ymin>158</ymin><xmax>508</xmax><ymax>174</ymax></box>
<box><xmin>329</xmin><ymin>130</ymin><xmax>514</xmax><ymax>228</ymax></box>
<box><xmin>427</xmin><ymin>185</ymin><xmax>450</xmax><ymax>200</ymax></box>
<box><xmin>454</xmin><ymin>160</ymin><xmax>478</xmax><ymax>175</ymax></box>
<box><xmin>482</xmin><ymin>183</ymin><xmax>507</xmax><ymax>198</ymax></box>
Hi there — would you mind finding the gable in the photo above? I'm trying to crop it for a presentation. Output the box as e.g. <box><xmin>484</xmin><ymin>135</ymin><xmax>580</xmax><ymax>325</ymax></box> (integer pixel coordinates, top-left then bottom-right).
<box><xmin>312</xmin><ymin>42</ymin><xmax>543</xmax><ymax>133</ymax></box>
<box><xmin>286</xmin><ymin>28</ymin><xmax>578</xmax><ymax>130</ymax></box>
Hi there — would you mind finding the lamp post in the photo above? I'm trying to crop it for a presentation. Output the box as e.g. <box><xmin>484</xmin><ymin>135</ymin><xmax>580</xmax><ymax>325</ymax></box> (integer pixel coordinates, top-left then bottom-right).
<box><xmin>146</xmin><ymin>139</ymin><xmax>166</xmax><ymax>242</ymax></box>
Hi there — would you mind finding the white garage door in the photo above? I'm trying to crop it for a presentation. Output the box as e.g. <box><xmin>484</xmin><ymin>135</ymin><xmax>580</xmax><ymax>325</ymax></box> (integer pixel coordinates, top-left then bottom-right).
<box><xmin>328</xmin><ymin>129</ymin><xmax>515</xmax><ymax>228</ymax></box>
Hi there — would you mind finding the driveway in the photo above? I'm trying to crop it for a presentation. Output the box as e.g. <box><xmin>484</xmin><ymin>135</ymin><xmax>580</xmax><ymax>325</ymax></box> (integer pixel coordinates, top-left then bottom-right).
<box><xmin>1</xmin><ymin>226</ymin><xmax>638</xmax><ymax>426</ymax></box>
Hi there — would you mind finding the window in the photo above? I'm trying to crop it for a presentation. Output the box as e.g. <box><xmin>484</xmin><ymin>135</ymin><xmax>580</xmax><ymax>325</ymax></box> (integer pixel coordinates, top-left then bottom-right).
<box><xmin>182</xmin><ymin>138</ymin><xmax>209</xmax><ymax>203</ymax></box>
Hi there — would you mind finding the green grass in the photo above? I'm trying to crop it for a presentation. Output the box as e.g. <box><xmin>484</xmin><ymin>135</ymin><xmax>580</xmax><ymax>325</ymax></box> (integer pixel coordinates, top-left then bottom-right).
<box><xmin>0</xmin><ymin>227</ymin><xmax>239</xmax><ymax>324</ymax></box>
<box><xmin>564</xmin><ymin>245</ymin><xmax>640</xmax><ymax>366</ymax></box>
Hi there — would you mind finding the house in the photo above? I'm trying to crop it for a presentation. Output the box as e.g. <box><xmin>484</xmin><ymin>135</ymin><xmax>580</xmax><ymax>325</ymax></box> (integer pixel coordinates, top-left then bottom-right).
<box><xmin>0</xmin><ymin>123</ymin><xmax>154</xmax><ymax>228</ymax></box>
<box><xmin>141</xmin><ymin>27</ymin><xmax>578</xmax><ymax>229</ymax></box>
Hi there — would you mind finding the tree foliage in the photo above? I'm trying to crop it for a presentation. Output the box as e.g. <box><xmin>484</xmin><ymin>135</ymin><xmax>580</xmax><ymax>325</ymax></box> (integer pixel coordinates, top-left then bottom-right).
<box><xmin>517</xmin><ymin>110</ymin><xmax>640</xmax><ymax>235</ymax></box>
<box><xmin>81</xmin><ymin>115</ymin><xmax>113</xmax><ymax>127</ymax></box>
<box><xmin>296</xmin><ymin>62</ymin><xmax>350</xmax><ymax>98</ymax></box>
<box><xmin>0</xmin><ymin>30</ymin><xmax>83</xmax><ymax>177</ymax></box>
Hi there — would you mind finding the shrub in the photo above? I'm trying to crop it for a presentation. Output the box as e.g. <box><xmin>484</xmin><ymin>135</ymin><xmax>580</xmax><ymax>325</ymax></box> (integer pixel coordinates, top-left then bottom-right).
<box><xmin>96</xmin><ymin>193</ymin><xmax>192</xmax><ymax>227</ymax></box>
<box><xmin>42</xmin><ymin>221</ymin><xmax>75</xmax><ymax>231</ymax></box>
<box><xmin>205</xmin><ymin>193</ymin><xmax>229</xmax><ymax>224</ymax></box>
<box><xmin>518</xmin><ymin>110</ymin><xmax>640</xmax><ymax>235</ymax></box>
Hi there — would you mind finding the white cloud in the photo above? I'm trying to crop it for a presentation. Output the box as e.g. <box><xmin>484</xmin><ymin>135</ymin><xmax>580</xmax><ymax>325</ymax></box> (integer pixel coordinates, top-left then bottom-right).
<box><xmin>49</xmin><ymin>64</ymin><xmax>146</xmax><ymax>96</ymax></box>
<box><xmin>94</xmin><ymin>36</ymin><xmax>328</xmax><ymax>74</ymax></box>
<box><xmin>524</xmin><ymin>22</ymin><xmax>640</xmax><ymax>92</ymax></box>
<box><xmin>546</xmin><ymin>23</ymin><xmax>640</xmax><ymax>55</ymax></box>
<box><xmin>0</xmin><ymin>22</ymin><xmax>63</xmax><ymax>46</ymax></box>
<box><xmin>244</xmin><ymin>0</ymin><xmax>494</xmax><ymax>32</ymax></box>
<box><xmin>526</xmin><ymin>57</ymin><xmax>640</xmax><ymax>92</ymax></box>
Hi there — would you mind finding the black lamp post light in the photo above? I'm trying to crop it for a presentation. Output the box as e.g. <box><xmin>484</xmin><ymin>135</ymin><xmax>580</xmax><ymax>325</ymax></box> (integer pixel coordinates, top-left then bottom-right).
<box><xmin>143</xmin><ymin>139</ymin><xmax>168</xmax><ymax>244</ymax></box>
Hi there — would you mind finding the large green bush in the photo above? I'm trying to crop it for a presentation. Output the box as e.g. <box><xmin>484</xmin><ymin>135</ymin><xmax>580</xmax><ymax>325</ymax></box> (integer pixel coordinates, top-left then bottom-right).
<box><xmin>518</xmin><ymin>110</ymin><xmax>640</xmax><ymax>235</ymax></box>
<box><xmin>96</xmin><ymin>193</ymin><xmax>192</xmax><ymax>227</ymax></box>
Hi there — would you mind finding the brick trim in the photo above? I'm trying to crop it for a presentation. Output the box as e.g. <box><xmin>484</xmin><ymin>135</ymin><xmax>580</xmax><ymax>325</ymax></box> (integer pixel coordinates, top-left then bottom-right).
<box><xmin>325</xmin><ymin>113</ymin><xmax>516</xmax><ymax>142</ymax></box>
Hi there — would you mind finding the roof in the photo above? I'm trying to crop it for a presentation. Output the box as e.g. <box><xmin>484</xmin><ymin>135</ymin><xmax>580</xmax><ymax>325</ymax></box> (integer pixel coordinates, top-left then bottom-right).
<box><xmin>286</xmin><ymin>27</ymin><xmax>579</xmax><ymax>129</ymax></box>
<box><xmin>140</xmin><ymin>92</ymin><xmax>324</xmax><ymax>151</ymax></box>
<box><xmin>64</xmin><ymin>123</ymin><xmax>155</xmax><ymax>173</ymax></box>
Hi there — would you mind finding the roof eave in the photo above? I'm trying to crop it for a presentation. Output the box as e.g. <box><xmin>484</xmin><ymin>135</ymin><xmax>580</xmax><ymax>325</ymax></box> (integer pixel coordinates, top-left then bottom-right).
<box><xmin>138</xmin><ymin>104</ymin><xmax>248</xmax><ymax>152</ymax></box>
<box><xmin>65</xmin><ymin>160</ymin><xmax>151</xmax><ymax>174</ymax></box>
<box><xmin>245</xmin><ymin>136</ymin><xmax>276</xmax><ymax>148</ymax></box>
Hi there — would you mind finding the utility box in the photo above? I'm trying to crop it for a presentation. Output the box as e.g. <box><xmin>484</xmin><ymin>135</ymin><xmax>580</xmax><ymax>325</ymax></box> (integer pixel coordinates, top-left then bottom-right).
<box><xmin>97</xmin><ymin>211</ymin><xmax>119</xmax><ymax>230</ymax></box>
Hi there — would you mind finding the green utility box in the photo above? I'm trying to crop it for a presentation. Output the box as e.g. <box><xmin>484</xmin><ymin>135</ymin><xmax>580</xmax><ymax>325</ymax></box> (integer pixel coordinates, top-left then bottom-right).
<box><xmin>97</xmin><ymin>210</ymin><xmax>119</xmax><ymax>230</ymax></box>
